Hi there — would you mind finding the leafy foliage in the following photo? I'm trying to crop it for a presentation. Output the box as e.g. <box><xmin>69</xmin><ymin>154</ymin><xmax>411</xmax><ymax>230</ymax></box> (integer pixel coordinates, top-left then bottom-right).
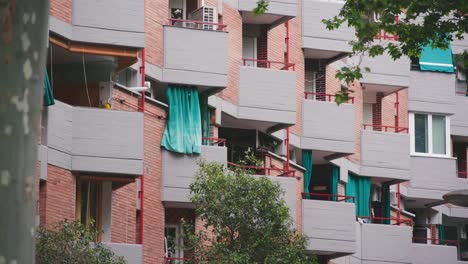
<box><xmin>36</xmin><ymin>221</ymin><xmax>126</xmax><ymax>264</ymax></box>
<box><xmin>253</xmin><ymin>0</ymin><xmax>269</xmax><ymax>16</ymax></box>
<box><xmin>183</xmin><ymin>161</ymin><xmax>317</xmax><ymax>264</ymax></box>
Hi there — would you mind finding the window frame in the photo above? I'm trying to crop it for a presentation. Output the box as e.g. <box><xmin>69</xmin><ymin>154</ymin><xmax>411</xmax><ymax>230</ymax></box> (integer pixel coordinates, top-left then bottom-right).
<box><xmin>409</xmin><ymin>112</ymin><xmax>451</xmax><ymax>158</ymax></box>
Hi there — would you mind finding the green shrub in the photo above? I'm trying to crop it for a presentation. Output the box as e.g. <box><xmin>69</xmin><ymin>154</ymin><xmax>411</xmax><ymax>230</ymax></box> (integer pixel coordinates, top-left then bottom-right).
<box><xmin>36</xmin><ymin>221</ymin><xmax>126</xmax><ymax>264</ymax></box>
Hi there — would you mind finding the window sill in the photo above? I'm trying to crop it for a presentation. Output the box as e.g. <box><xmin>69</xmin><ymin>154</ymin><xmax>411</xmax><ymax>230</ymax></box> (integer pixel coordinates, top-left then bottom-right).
<box><xmin>410</xmin><ymin>153</ymin><xmax>455</xmax><ymax>159</ymax></box>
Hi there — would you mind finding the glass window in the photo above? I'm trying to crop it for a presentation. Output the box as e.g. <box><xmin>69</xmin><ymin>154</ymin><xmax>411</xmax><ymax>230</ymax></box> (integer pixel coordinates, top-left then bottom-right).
<box><xmin>414</xmin><ymin>114</ymin><xmax>428</xmax><ymax>153</ymax></box>
<box><xmin>412</xmin><ymin>113</ymin><xmax>449</xmax><ymax>156</ymax></box>
<box><xmin>432</xmin><ymin>115</ymin><xmax>446</xmax><ymax>154</ymax></box>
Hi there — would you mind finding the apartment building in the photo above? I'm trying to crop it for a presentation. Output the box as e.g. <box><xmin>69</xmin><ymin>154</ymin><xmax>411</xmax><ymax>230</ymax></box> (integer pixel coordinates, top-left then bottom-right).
<box><xmin>37</xmin><ymin>0</ymin><xmax>468</xmax><ymax>263</ymax></box>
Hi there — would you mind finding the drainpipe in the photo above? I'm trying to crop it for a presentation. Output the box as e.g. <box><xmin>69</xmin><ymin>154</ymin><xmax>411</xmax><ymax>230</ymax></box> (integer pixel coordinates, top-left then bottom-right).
<box><xmin>284</xmin><ymin>21</ymin><xmax>291</xmax><ymax>172</ymax></box>
<box><xmin>139</xmin><ymin>48</ymin><xmax>146</xmax><ymax>244</ymax></box>
<box><xmin>395</xmin><ymin>91</ymin><xmax>401</xmax><ymax>224</ymax></box>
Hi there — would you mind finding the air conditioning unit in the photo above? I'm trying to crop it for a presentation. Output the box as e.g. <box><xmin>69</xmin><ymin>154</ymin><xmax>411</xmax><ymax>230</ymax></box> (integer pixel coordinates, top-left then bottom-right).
<box><xmin>190</xmin><ymin>6</ymin><xmax>217</xmax><ymax>30</ymax></box>
<box><xmin>390</xmin><ymin>190</ymin><xmax>398</xmax><ymax>206</ymax></box>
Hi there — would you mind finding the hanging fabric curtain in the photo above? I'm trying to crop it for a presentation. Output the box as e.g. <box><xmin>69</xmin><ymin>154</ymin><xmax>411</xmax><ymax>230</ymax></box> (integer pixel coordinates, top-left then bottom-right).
<box><xmin>346</xmin><ymin>173</ymin><xmax>371</xmax><ymax>217</ymax></box>
<box><xmin>438</xmin><ymin>225</ymin><xmax>445</xmax><ymax>245</ymax></box>
<box><xmin>161</xmin><ymin>85</ymin><xmax>202</xmax><ymax>154</ymax></box>
<box><xmin>419</xmin><ymin>41</ymin><xmax>454</xmax><ymax>73</ymax></box>
<box><xmin>44</xmin><ymin>71</ymin><xmax>55</xmax><ymax>106</ymax></box>
<box><xmin>199</xmin><ymin>93</ymin><xmax>211</xmax><ymax>146</ymax></box>
<box><xmin>381</xmin><ymin>183</ymin><xmax>391</xmax><ymax>224</ymax></box>
<box><xmin>302</xmin><ymin>150</ymin><xmax>312</xmax><ymax>199</ymax></box>
<box><xmin>330</xmin><ymin>166</ymin><xmax>339</xmax><ymax>201</ymax></box>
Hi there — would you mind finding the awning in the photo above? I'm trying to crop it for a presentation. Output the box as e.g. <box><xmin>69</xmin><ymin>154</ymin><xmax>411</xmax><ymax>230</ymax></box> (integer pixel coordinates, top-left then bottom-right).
<box><xmin>419</xmin><ymin>42</ymin><xmax>455</xmax><ymax>73</ymax></box>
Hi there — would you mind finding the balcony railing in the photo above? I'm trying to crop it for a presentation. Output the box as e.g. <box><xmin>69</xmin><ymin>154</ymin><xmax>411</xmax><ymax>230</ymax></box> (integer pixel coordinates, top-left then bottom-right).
<box><xmin>362</xmin><ymin>124</ymin><xmax>409</xmax><ymax>133</ymax></box>
<box><xmin>227</xmin><ymin>162</ymin><xmax>296</xmax><ymax>177</ymax></box>
<box><xmin>458</xmin><ymin>171</ymin><xmax>468</xmax><ymax>179</ymax></box>
<box><xmin>358</xmin><ymin>216</ymin><xmax>413</xmax><ymax>226</ymax></box>
<box><xmin>202</xmin><ymin>137</ymin><xmax>226</xmax><ymax>147</ymax></box>
<box><xmin>412</xmin><ymin>237</ymin><xmax>459</xmax><ymax>246</ymax></box>
<box><xmin>301</xmin><ymin>192</ymin><xmax>355</xmax><ymax>203</ymax></box>
<box><xmin>242</xmin><ymin>58</ymin><xmax>295</xmax><ymax>71</ymax></box>
<box><xmin>164</xmin><ymin>257</ymin><xmax>192</xmax><ymax>264</ymax></box>
<box><xmin>111</xmin><ymin>96</ymin><xmax>166</xmax><ymax>119</ymax></box>
<box><xmin>168</xmin><ymin>18</ymin><xmax>227</xmax><ymax>31</ymax></box>
<box><xmin>304</xmin><ymin>92</ymin><xmax>355</xmax><ymax>104</ymax></box>
<box><xmin>456</xmin><ymin>91</ymin><xmax>468</xmax><ymax>96</ymax></box>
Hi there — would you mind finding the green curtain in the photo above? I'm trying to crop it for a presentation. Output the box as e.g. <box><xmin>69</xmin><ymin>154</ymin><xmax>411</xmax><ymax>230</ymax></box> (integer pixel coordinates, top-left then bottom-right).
<box><xmin>419</xmin><ymin>41</ymin><xmax>454</xmax><ymax>73</ymax></box>
<box><xmin>438</xmin><ymin>225</ymin><xmax>445</xmax><ymax>245</ymax></box>
<box><xmin>346</xmin><ymin>174</ymin><xmax>371</xmax><ymax>217</ymax></box>
<box><xmin>381</xmin><ymin>183</ymin><xmax>391</xmax><ymax>224</ymax></box>
<box><xmin>200</xmin><ymin>93</ymin><xmax>211</xmax><ymax>145</ymax></box>
<box><xmin>331</xmin><ymin>166</ymin><xmax>339</xmax><ymax>201</ymax></box>
<box><xmin>161</xmin><ymin>85</ymin><xmax>202</xmax><ymax>154</ymax></box>
<box><xmin>44</xmin><ymin>71</ymin><xmax>55</xmax><ymax>106</ymax></box>
<box><xmin>302</xmin><ymin>150</ymin><xmax>312</xmax><ymax>199</ymax></box>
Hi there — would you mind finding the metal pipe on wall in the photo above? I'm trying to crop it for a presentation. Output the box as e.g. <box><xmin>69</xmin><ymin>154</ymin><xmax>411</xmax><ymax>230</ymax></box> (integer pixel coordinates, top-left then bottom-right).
<box><xmin>139</xmin><ymin>48</ymin><xmax>146</xmax><ymax>244</ymax></box>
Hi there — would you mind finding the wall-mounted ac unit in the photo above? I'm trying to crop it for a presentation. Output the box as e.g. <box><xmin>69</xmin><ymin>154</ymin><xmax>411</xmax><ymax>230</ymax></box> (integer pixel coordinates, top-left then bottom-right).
<box><xmin>190</xmin><ymin>6</ymin><xmax>217</xmax><ymax>30</ymax></box>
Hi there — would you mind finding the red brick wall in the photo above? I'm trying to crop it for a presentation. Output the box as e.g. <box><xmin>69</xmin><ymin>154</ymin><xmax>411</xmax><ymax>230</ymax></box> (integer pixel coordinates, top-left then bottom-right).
<box><xmin>41</xmin><ymin>164</ymin><xmax>76</xmax><ymax>225</ymax></box>
<box><xmin>372</xmin><ymin>92</ymin><xmax>384</xmax><ymax>131</ymax></box>
<box><xmin>111</xmin><ymin>87</ymin><xmax>167</xmax><ymax>263</ymax></box>
<box><xmin>142</xmin><ymin>100</ymin><xmax>167</xmax><ymax>264</ymax></box>
<box><xmin>145</xmin><ymin>0</ymin><xmax>168</xmax><ymax>67</ymax></box>
<box><xmin>50</xmin><ymin>0</ymin><xmax>72</xmax><ymax>24</ymax></box>
<box><xmin>219</xmin><ymin>3</ymin><xmax>242</xmax><ymax>105</ymax></box>
<box><xmin>111</xmin><ymin>183</ymin><xmax>137</xmax><ymax>243</ymax></box>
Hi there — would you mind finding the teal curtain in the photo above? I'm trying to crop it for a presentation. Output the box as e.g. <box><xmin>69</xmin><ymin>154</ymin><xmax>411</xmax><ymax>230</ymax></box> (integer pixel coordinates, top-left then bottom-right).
<box><xmin>161</xmin><ymin>85</ymin><xmax>202</xmax><ymax>154</ymax></box>
<box><xmin>438</xmin><ymin>225</ymin><xmax>445</xmax><ymax>245</ymax></box>
<box><xmin>331</xmin><ymin>166</ymin><xmax>339</xmax><ymax>201</ymax></box>
<box><xmin>44</xmin><ymin>71</ymin><xmax>55</xmax><ymax>106</ymax></box>
<box><xmin>420</xmin><ymin>42</ymin><xmax>454</xmax><ymax>73</ymax></box>
<box><xmin>381</xmin><ymin>183</ymin><xmax>391</xmax><ymax>224</ymax></box>
<box><xmin>200</xmin><ymin>93</ymin><xmax>211</xmax><ymax>145</ymax></box>
<box><xmin>302</xmin><ymin>150</ymin><xmax>312</xmax><ymax>199</ymax></box>
<box><xmin>346</xmin><ymin>174</ymin><xmax>371</xmax><ymax>217</ymax></box>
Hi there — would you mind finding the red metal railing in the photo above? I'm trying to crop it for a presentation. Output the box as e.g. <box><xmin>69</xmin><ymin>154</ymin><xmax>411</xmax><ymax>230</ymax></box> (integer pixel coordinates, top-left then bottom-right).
<box><xmin>458</xmin><ymin>171</ymin><xmax>468</xmax><ymax>179</ymax></box>
<box><xmin>202</xmin><ymin>137</ymin><xmax>226</xmax><ymax>147</ymax></box>
<box><xmin>412</xmin><ymin>237</ymin><xmax>459</xmax><ymax>246</ymax></box>
<box><xmin>358</xmin><ymin>216</ymin><xmax>413</xmax><ymax>226</ymax></box>
<box><xmin>227</xmin><ymin>161</ymin><xmax>296</xmax><ymax>177</ymax></box>
<box><xmin>304</xmin><ymin>92</ymin><xmax>355</xmax><ymax>104</ymax></box>
<box><xmin>168</xmin><ymin>18</ymin><xmax>227</xmax><ymax>31</ymax></box>
<box><xmin>374</xmin><ymin>16</ymin><xmax>400</xmax><ymax>41</ymax></box>
<box><xmin>242</xmin><ymin>58</ymin><xmax>295</xmax><ymax>71</ymax></box>
<box><xmin>301</xmin><ymin>192</ymin><xmax>355</xmax><ymax>203</ymax></box>
<box><xmin>456</xmin><ymin>91</ymin><xmax>468</xmax><ymax>96</ymax></box>
<box><xmin>111</xmin><ymin>96</ymin><xmax>167</xmax><ymax>119</ymax></box>
<box><xmin>362</xmin><ymin>124</ymin><xmax>409</xmax><ymax>133</ymax></box>
<box><xmin>164</xmin><ymin>257</ymin><xmax>192</xmax><ymax>264</ymax></box>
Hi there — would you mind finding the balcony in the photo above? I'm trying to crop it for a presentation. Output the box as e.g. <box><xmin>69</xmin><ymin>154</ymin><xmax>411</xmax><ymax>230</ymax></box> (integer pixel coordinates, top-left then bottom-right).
<box><xmin>452</xmin><ymin>35</ymin><xmax>468</xmax><ymax>54</ymax></box>
<box><xmin>360</xmin><ymin>127</ymin><xmax>410</xmax><ymax>182</ymax></box>
<box><xmin>237</xmin><ymin>62</ymin><xmax>297</xmax><ymax>128</ymax></box>
<box><xmin>104</xmin><ymin>243</ymin><xmax>142</xmax><ymax>264</ymax></box>
<box><xmin>45</xmin><ymin>100</ymin><xmax>143</xmax><ymax>175</ymax></box>
<box><xmin>406</xmin><ymin>156</ymin><xmax>464</xmax><ymax>207</ymax></box>
<box><xmin>302</xmin><ymin>0</ymin><xmax>354</xmax><ymax>60</ymax></box>
<box><xmin>302</xmin><ymin>196</ymin><xmax>356</xmax><ymax>257</ymax></box>
<box><xmin>161</xmin><ymin>144</ymin><xmax>228</xmax><ymax>205</ymax></box>
<box><xmin>411</xmin><ymin>243</ymin><xmax>458</xmax><ymax>264</ymax></box>
<box><xmin>452</xmin><ymin>92</ymin><xmax>468</xmax><ymax>138</ymax></box>
<box><xmin>226</xmin><ymin>0</ymin><xmax>297</xmax><ymax>25</ymax></box>
<box><xmin>358</xmin><ymin>224</ymin><xmax>412</xmax><ymax>264</ymax></box>
<box><xmin>162</xmin><ymin>21</ymin><xmax>228</xmax><ymax>89</ymax></box>
<box><xmin>49</xmin><ymin>0</ymin><xmax>144</xmax><ymax>48</ymax></box>
<box><xmin>358</xmin><ymin>52</ymin><xmax>411</xmax><ymax>93</ymax></box>
<box><xmin>408</xmin><ymin>70</ymin><xmax>456</xmax><ymax>114</ymax></box>
<box><xmin>301</xmin><ymin>93</ymin><xmax>355</xmax><ymax>160</ymax></box>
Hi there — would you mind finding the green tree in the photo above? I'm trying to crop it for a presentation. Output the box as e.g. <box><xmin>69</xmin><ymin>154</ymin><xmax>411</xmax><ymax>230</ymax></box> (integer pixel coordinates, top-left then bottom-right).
<box><xmin>183</xmin><ymin>161</ymin><xmax>317</xmax><ymax>264</ymax></box>
<box><xmin>36</xmin><ymin>221</ymin><xmax>126</xmax><ymax>264</ymax></box>
<box><xmin>255</xmin><ymin>0</ymin><xmax>468</xmax><ymax>103</ymax></box>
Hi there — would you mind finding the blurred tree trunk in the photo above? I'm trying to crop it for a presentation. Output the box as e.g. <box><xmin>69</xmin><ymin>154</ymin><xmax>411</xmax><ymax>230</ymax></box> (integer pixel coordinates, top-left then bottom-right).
<box><xmin>0</xmin><ymin>1</ymin><xmax>50</xmax><ymax>263</ymax></box>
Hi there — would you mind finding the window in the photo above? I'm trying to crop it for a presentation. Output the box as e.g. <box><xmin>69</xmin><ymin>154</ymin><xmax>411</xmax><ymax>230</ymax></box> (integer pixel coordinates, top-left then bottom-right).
<box><xmin>410</xmin><ymin>113</ymin><xmax>450</xmax><ymax>157</ymax></box>
<box><xmin>165</xmin><ymin>224</ymin><xmax>184</xmax><ymax>262</ymax></box>
<box><xmin>76</xmin><ymin>179</ymin><xmax>103</xmax><ymax>241</ymax></box>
